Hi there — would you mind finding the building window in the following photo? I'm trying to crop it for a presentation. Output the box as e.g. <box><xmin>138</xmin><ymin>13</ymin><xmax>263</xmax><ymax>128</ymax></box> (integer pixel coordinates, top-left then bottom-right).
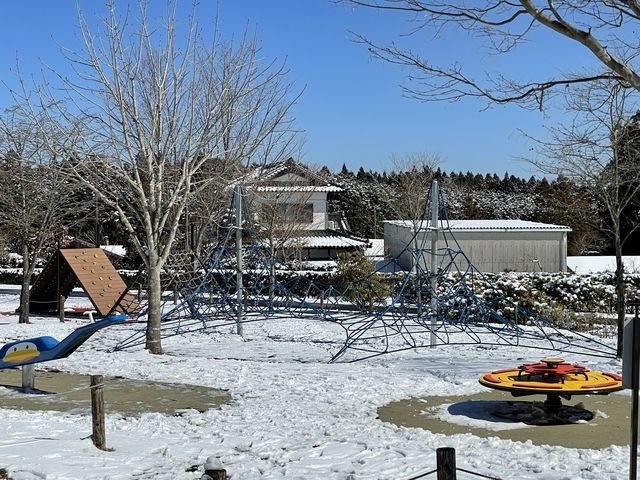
<box><xmin>262</xmin><ymin>203</ymin><xmax>313</xmax><ymax>224</ymax></box>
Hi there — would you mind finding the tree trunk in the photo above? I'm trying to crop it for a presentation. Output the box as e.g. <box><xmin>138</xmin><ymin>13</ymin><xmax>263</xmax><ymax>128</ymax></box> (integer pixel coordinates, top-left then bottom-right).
<box><xmin>269</xmin><ymin>247</ymin><xmax>276</xmax><ymax>308</ymax></box>
<box><xmin>615</xmin><ymin>236</ymin><xmax>625</xmax><ymax>358</ymax></box>
<box><xmin>145</xmin><ymin>264</ymin><xmax>164</xmax><ymax>354</ymax></box>
<box><xmin>412</xmin><ymin>238</ymin><xmax>422</xmax><ymax>316</ymax></box>
<box><xmin>18</xmin><ymin>244</ymin><xmax>32</xmax><ymax>324</ymax></box>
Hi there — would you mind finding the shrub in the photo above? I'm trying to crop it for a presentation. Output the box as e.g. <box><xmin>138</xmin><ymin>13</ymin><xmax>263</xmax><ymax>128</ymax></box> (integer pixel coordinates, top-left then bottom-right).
<box><xmin>333</xmin><ymin>251</ymin><xmax>389</xmax><ymax>310</ymax></box>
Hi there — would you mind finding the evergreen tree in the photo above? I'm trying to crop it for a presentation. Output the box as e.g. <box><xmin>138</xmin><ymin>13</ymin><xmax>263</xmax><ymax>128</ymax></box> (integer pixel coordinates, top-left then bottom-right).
<box><xmin>340</xmin><ymin>164</ymin><xmax>352</xmax><ymax>176</ymax></box>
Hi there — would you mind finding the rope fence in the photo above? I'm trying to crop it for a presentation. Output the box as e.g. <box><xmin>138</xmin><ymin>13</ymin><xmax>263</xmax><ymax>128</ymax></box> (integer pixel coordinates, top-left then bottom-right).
<box><xmin>0</xmin><ymin>374</ymin><xmax>107</xmax><ymax>451</ymax></box>
<box><xmin>404</xmin><ymin>448</ymin><xmax>503</xmax><ymax>480</ymax></box>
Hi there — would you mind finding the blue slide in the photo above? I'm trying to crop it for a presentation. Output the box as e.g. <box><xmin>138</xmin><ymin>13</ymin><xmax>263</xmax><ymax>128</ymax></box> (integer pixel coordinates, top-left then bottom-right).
<box><xmin>0</xmin><ymin>315</ymin><xmax>128</xmax><ymax>369</ymax></box>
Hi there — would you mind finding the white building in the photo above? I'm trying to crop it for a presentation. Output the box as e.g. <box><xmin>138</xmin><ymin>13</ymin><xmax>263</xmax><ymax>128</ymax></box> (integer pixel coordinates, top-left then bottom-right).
<box><xmin>242</xmin><ymin>159</ymin><xmax>370</xmax><ymax>260</ymax></box>
<box><xmin>384</xmin><ymin>219</ymin><xmax>571</xmax><ymax>273</ymax></box>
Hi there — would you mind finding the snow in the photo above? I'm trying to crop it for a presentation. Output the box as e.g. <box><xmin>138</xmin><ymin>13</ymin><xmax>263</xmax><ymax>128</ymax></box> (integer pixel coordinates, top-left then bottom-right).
<box><xmin>365</xmin><ymin>239</ymin><xmax>385</xmax><ymax>259</ymax></box>
<box><xmin>292</xmin><ymin>233</ymin><xmax>369</xmax><ymax>248</ymax></box>
<box><xmin>569</xmin><ymin>256</ymin><xmax>640</xmax><ymax>274</ymax></box>
<box><xmin>204</xmin><ymin>456</ymin><xmax>224</xmax><ymax>470</ymax></box>
<box><xmin>256</xmin><ymin>185</ymin><xmax>342</xmax><ymax>192</ymax></box>
<box><xmin>0</xmin><ymin>290</ymin><xmax>630</xmax><ymax>479</ymax></box>
<box><xmin>236</xmin><ymin>160</ymin><xmax>341</xmax><ymax>193</ymax></box>
<box><xmin>386</xmin><ymin>219</ymin><xmax>571</xmax><ymax>232</ymax></box>
<box><xmin>101</xmin><ymin>245</ymin><xmax>127</xmax><ymax>257</ymax></box>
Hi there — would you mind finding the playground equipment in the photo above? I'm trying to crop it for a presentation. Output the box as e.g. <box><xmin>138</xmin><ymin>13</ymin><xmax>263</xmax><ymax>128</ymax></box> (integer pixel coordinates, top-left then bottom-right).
<box><xmin>479</xmin><ymin>357</ymin><xmax>623</xmax><ymax>412</ymax></box>
<box><xmin>0</xmin><ymin>314</ymin><xmax>129</xmax><ymax>390</ymax></box>
<box><xmin>29</xmin><ymin>248</ymin><xmax>138</xmax><ymax>317</ymax></box>
<box><xmin>113</xmin><ymin>181</ymin><xmax>617</xmax><ymax>362</ymax></box>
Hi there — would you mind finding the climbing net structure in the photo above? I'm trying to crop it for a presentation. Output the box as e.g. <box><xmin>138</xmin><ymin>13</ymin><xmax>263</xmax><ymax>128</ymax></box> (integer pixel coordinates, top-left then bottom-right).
<box><xmin>114</xmin><ymin>183</ymin><xmax>617</xmax><ymax>362</ymax></box>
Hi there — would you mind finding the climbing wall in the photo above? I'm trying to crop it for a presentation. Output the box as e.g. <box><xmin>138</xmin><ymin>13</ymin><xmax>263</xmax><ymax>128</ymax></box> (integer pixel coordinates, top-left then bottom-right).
<box><xmin>60</xmin><ymin>249</ymin><xmax>138</xmax><ymax>316</ymax></box>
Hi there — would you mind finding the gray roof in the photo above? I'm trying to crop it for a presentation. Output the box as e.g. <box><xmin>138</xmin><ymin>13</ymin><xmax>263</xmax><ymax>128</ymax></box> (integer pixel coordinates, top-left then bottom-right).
<box><xmin>235</xmin><ymin>158</ymin><xmax>342</xmax><ymax>192</ymax></box>
<box><xmin>385</xmin><ymin>219</ymin><xmax>571</xmax><ymax>232</ymax></box>
<box><xmin>256</xmin><ymin>185</ymin><xmax>342</xmax><ymax>193</ymax></box>
<box><xmin>282</xmin><ymin>230</ymin><xmax>370</xmax><ymax>249</ymax></box>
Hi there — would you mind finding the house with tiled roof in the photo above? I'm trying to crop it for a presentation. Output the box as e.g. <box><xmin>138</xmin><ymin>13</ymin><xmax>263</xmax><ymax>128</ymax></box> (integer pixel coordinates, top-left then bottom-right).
<box><xmin>241</xmin><ymin>158</ymin><xmax>370</xmax><ymax>261</ymax></box>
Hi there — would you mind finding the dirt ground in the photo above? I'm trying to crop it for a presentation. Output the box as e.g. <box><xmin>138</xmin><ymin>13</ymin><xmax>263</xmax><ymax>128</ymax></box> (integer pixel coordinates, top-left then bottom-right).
<box><xmin>0</xmin><ymin>368</ymin><xmax>231</xmax><ymax>416</ymax></box>
<box><xmin>378</xmin><ymin>390</ymin><xmax>631</xmax><ymax>448</ymax></box>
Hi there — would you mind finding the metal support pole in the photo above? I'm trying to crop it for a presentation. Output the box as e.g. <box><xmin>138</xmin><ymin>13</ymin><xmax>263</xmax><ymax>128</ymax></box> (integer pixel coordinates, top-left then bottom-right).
<box><xmin>235</xmin><ymin>185</ymin><xmax>244</xmax><ymax>337</ymax></box>
<box><xmin>22</xmin><ymin>364</ymin><xmax>35</xmax><ymax>391</ymax></box>
<box><xmin>415</xmin><ymin>247</ymin><xmax>422</xmax><ymax>317</ymax></box>
<box><xmin>430</xmin><ymin>180</ymin><xmax>439</xmax><ymax>347</ymax></box>
<box><xmin>631</xmin><ymin>303</ymin><xmax>640</xmax><ymax>480</ymax></box>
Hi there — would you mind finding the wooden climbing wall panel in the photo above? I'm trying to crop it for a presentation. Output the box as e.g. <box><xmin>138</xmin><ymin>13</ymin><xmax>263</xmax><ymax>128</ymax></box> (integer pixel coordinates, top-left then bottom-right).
<box><xmin>60</xmin><ymin>248</ymin><xmax>137</xmax><ymax>316</ymax></box>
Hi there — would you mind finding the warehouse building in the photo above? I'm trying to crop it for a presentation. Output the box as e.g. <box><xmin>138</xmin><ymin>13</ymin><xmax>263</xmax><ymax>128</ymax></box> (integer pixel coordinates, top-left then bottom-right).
<box><xmin>384</xmin><ymin>219</ymin><xmax>571</xmax><ymax>273</ymax></box>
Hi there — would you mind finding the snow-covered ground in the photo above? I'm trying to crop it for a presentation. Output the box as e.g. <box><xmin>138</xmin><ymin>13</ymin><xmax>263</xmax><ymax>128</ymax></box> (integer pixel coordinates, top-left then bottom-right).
<box><xmin>0</xmin><ymin>291</ymin><xmax>629</xmax><ymax>480</ymax></box>
<box><xmin>568</xmin><ymin>256</ymin><xmax>640</xmax><ymax>274</ymax></box>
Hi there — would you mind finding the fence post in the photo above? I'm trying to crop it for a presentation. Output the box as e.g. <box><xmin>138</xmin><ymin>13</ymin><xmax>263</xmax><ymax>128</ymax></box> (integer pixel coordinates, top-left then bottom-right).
<box><xmin>201</xmin><ymin>457</ymin><xmax>226</xmax><ymax>480</ymax></box>
<box><xmin>59</xmin><ymin>295</ymin><xmax>65</xmax><ymax>322</ymax></box>
<box><xmin>437</xmin><ymin>447</ymin><xmax>457</xmax><ymax>480</ymax></box>
<box><xmin>90</xmin><ymin>375</ymin><xmax>107</xmax><ymax>450</ymax></box>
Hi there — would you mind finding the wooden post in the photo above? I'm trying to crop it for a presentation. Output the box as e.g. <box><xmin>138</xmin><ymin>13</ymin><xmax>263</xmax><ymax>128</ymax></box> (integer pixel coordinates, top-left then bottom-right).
<box><xmin>90</xmin><ymin>375</ymin><xmax>107</xmax><ymax>450</ymax></box>
<box><xmin>202</xmin><ymin>457</ymin><xmax>226</xmax><ymax>480</ymax></box>
<box><xmin>436</xmin><ymin>447</ymin><xmax>457</xmax><ymax>480</ymax></box>
<box><xmin>202</xmin><ymin>470</ymin><xmax>226</xmax><ymax>480</ymax></box>
<box><xmin>173</xmin><ymin>289</ymin><xmax>179</xmax><ymax>305</ymax></box>
<box><xmin>59</xmin><ymin>295</ymin><xmax>65</xmax><ymax>322</ymax></box>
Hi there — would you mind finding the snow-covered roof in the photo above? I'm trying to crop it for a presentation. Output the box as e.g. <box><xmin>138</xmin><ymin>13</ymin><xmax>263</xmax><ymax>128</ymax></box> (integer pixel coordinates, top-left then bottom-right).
<box><xmin>256</xmin><ymin>185</ymin><xmax>342</xmax><ymax>193</ymax></box>
<box><xmin>235</xmin><ymin>158</ymin><xmax>342</xmax><ymax>192</ymax></box>
<box><xmin>385</xmin><ymin>219</ymin><xmax>571</xmax><ymax>232</ymax></box>
<box><xmin>284</xmin><ymin>230</ymin><xmax>370</xmax><ymax>249</ymax></box>
<box><xmin>301</xmin><ymin>236</ymin><xmax>368</xmax><ymax>249</ymax></box>
<box><xmin>101</xmin><ymin>245</ymin><xmax>127</xmax><ymax>257</ymax></box>
<box><xmin>246</xmin><ymin>161</ymin><xmax>291</xmax><ymax>182</ymax></box>
<box><xmin>365</xmin><ymin>239</ymin><xmax>385</xmax><ymax>258</ymax></box>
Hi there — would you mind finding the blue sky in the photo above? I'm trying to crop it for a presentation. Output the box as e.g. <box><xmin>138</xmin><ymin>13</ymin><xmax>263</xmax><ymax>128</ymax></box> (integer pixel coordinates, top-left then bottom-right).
<box><xmin>0</xmin><ymin>1</ymin><xmax>601</xmax><ymax>177</ymax></box>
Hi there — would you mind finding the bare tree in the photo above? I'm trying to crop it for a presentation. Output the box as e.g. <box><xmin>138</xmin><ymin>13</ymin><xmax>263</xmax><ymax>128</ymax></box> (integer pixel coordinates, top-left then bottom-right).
<box><xmin>11</xmin><ymin>2</ymin><xmax>298</xmax><ymax>352</ymax></box>
<box><xmin>388</xmin><ymin>152</ymin><xmax>439</xmax><ymax>311</ymax></box>
<box><xmin>389</xmin><ymin>151</ymin><xmax>439</xmax><ymax>267</ymax></box>
<box><xmin>185</xmin><ymin>159</ymin><xmax>243</xmax><ymax>260</ymax></box>
<box><xmin>346</xmin><ymin>1</ymin><xmax>640</xmax><ymax>109</ymax></box>
<box><xmin>254</xmin><ymin>190</ymin><xmax>315</xmax><ymax>251</ymax></box>
<box><xmin>0</xmin><ymin>110</ymin><xmax>85</xmax><ymax>323</ymax></box>
<box><xmin>542</xmin><ymin>175</ymin><xmax>603</xmax><ymax>256</ymax></box>
<box><xmin>389</xmin><ymin>151</ymin><xmax>439</xmax><ymax>224</ymax></box>
<box><xmin>529</xmin><ymin>81</ymin><xmax>640</xmax><ymax>355</ymax></box>
<box><xmin>187</xmin><ymin>135</ymin><xmax>300</xmax><ymax>260</ymax></box>
<box><xmin>345</xmin><ymin>1</ymin><xmax>640</xmax><ymax>353</ymax></box>
<box><xmin>247</xmin><ymin>163</ymin><xmax>321</xmax><ymax>300</ymax></box>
